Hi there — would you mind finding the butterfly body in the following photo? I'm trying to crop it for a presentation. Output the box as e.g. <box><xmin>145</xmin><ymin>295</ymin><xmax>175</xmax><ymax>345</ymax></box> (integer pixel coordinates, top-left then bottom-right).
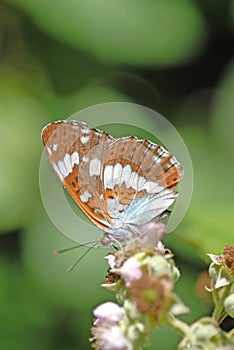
<box><xmin>42</xmin><ymin>120</ymin><xmax>183</xmax><ymax>246</ymax></box>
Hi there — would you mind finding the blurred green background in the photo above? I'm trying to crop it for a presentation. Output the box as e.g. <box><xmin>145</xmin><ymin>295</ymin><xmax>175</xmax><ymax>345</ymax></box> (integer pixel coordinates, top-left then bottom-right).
<box><xmin>0</xmin><ymin>1</ymin><xmax>233</xmax><ymax>349</ymax></box>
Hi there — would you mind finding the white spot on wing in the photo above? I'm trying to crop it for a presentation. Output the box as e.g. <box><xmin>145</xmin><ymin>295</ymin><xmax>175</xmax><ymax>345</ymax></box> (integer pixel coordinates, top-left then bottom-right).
<box><xmin>80</xmin><ymin>190</ymin><xmax>92</xmax><ymax>203</ymax></box>
<box><xmin>141</xmin><ymin>181</ymin><xmax>163</xmax><ymax>193</ymax></box>
<box><xmin>47</xmin><ymin>147</ymin><xmax>52</xmax><ymax>155</ymax></box>
<box><xmin>81</xmin><ymin>126</ymin><xmax>90</xmax><ymax>134</ymax></box>
<box><xmin>90</xmin><ymin>158</ymin><xmax>101</xmax><ymax>176</ymax></box>
<box><xmin>138</xmin><ymin>176</ymin><xmax>146</xmax><ymax>189</ymax></box>
<box><xmin>64</xmin><ymin>153</ymin><xmax>72</xmax><ymax>174</ymax></box>
<box><xmin>71</xmin><ymin>151</ymin><xmax>79</xmax><ymax>167</ymax></box>
<box><xmin>113</xmin><ymin>163</ymin><xmax>122</xmax><ymax>186</ymax></box>
<box><xmin>162</xmin><ymin>149</ymin><xmax>169</xmax><ymax>157</ymax></box>
<box><xmin>83</xmin><ymin>156</ymin><xmax>89</xmax><ymax>163</ymax></box>
<box><xmin>57</xmin><ymin>160</ymin><xmax>67</xmax><ymax>178</ymax></box>
<box><xmin>125</xmin><ymin>171</ymin><xmax>138</xmax><ymax>189</ymax></box>
<box><xmin>152</xmin><ymin>155</ymin><xmax>162</xmax><ymax>164</ymax></box>
<box><xmin>122</xmin><ymin>164</ymin><xmax>131</xmax><ymax>185</ymax></box>
<box><xmin>80</xmin><ymin>135</ymin><xmax>90</xmax><ymax>144</ymax></box>
<box><xmin>71</xmin><ymin>121</ymin><xmax>79</xmax><ymax>129</ymax></box>
<box><xmin>157</xmin><ymin>148</ymin><xmax>164</xmax><ymax>156</ymax></box>
<box><xmin>53</xmin><ymin>144</ymin><xmax>58</xmax><ymax>152</ymax></box>
<box><xmin>170</xmin><ymin>156</ymin><xmax>177</xmax><ymax>165</ymax></box>
<box><xmin>56</xmin><ymin>152</ymin><xmax>79</xmax><ymax>179</ymax></box>
<box><xmin>131</xmin><ymin>173</ymin><xmax>139</xmax><ymax>190</ymax></box>
<box><xmin>104</xmin><ymin>165</ymin><xmax>114</xmax><ymax>189</ymax></box>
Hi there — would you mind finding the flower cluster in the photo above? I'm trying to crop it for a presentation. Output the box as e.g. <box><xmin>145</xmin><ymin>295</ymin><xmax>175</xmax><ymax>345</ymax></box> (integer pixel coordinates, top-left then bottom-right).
<box><xmin>208</xmin><ymin>244</ymin><xmax>234</xmax><ymax>290</ymax></box>
<box><xmin>90</xmin><ymin>223</ymin><xmax>188</xmax><ymax>349</ymax></box>
<box><xmin>207</xmin><ymin>245</ymin><xmax>234</xmax><ymax>325</ymax></box>
<box><xmin>103</xmin><ymin>248</ymin><xmax>183</xmax><ymax>323</ymax></box>
<box><xmin>90</xmin><ymin>302</ymin><xmax>133</xmax><ymax>350</ymax></box>
<box><xmin>177</xmin><ymin>245</ymin><xmax>234</xmax><ymax>350</ymax></box>
<box><xmin>178</xmin><ymin>317</ymin><xmax>234</xmax><ymax>350</ymax></box>
<box><xmin>90</xmin><ymin>226</ymin><xmax>234</xmax><ymax>350</ymax></box>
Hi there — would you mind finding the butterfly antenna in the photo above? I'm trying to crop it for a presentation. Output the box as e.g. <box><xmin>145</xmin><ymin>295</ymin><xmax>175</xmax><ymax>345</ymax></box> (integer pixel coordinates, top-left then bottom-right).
<box><xmin>66</xmin><ymin>242</ymin><xmax>99</xmax><ymax>272</ymax></box>
<box><xmin>54</xmin><ymin>240</ymin><xmax>98</xmax><ymax>255</ymax></box>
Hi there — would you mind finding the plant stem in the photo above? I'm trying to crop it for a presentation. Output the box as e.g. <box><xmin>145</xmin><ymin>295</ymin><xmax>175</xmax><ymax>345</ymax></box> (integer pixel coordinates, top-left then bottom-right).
<box><xmin>166</xmin><ymin>314</ymin><xmax>190</xmax><ymax>336</ymax></box>
<box><xmin>212</xmin><ymin>284</ymin><xmax>232</xmax><ymax>324</ymax></box>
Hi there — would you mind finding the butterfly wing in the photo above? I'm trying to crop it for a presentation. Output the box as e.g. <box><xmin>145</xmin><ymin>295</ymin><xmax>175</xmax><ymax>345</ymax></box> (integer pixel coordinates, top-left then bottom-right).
<box><xmin>42</xmin><ymin>120</ymin><xmax>114</xmax><ymax>231</ymax></box>
<box><xmin>42</xmin><ymin>121</ymin><xmax>183</xmax><ymax>239</ymax></box>
<box><xmin>100</xmin><ymin>137</ymin><xmax>183</xmax><ymax>229</ymax></box>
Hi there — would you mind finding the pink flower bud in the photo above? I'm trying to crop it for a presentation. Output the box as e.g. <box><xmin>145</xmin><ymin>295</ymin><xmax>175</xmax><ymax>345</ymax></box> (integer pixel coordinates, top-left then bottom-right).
<box><xmin>139</xmin><ymin>221</ymin><xmax>166</xmax><ymax>249</ymax></box>
<box><xmin>120</xmin><ymin>257</ymin><xmax>142</xmax><ymax>287</ymax></box>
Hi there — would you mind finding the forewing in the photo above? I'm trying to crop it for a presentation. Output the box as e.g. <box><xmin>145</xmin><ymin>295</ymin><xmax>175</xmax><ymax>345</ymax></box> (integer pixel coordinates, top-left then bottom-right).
<box><xmin>42</xmin><ymin>120</ymin><xmax>114</xmax><ymax>230</ymax></box>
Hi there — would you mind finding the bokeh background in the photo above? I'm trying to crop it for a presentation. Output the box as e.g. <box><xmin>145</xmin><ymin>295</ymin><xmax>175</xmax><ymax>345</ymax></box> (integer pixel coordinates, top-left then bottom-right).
<box><xmin>0</xmin><ymin>1</ymin><xmax>233</xmax><ymax>349</ymax></box>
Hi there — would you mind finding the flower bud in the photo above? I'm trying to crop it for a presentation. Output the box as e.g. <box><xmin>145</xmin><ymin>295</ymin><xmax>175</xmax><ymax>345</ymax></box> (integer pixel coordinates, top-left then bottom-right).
<box><xmin>178</xmin><ymin>318</ymin><xmax>234</xmax><ymax>349</ymax></box>
<box><xmin>224</xmin><ymin>294</ymin><xmax>234</xmax><ymax>318</ymax></box>
<box><xmin>146</xmin><ymin>254</ymin><xmax>172</xmax><ymax>277</ymax></box>
<box><xmin>120</xmin><ymin>257</ymin><xmax>142</xmax><ymax>287</ymax></box>
<box><xmin>93</xmin><ymin>302</ymin><xmax>125</xmax><ymax>325</ymax></box>
<box><xmin>101</xmin><ymin>325</ymin><xmax>133</xmax><ymax>350</ymax></box>
<box><xmin>208</xmin><ymin>262</ymin><xmax>219</xmax><ymax>280</ymax></box>
<box><xmin>123</xmin><ymin>299</ymin><xmax>139</xmax><ymax>320</ymax></box>
<box><xmin>171</xmin><ymin>265</ymin><xmax>180</xmax><ymax>281</ymax></box>
<box><xmin>126</xmin><ymin>324</ymin><xmax>144</xmax><ymax>344</ymax></box>
<box><xmin>138</xmin><ymin>221</ymin><xmax>166</xmax><ymax>249</ymax></box>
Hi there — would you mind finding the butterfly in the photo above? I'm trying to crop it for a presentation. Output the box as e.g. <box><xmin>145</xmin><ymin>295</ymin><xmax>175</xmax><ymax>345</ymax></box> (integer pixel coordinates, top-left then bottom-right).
<box><xmin>41</xmin><ymin>120</ymin><xmax>183</xmax><ymax>247</ymax></box>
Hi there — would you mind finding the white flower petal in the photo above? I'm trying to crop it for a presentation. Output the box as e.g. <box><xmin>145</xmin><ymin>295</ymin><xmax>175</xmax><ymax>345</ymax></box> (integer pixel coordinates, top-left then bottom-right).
<box><xmin>104</xmin><ymin>254</ymin><xmax>116</xmax><ymax>268</ymax></box>
<box><xmin>103</xmin><ymin>326</ymin><xmax>133</xmax><ymax>350</ymax></box>
<box><xmin>93</xmin><ymin>302</ymin><xmax>125</xmax><ymax>324</ymax></box>
<box><xmin>207</xmin><ymin>253</ymin><xmax>223</xmax><ymax>265</ymax></box>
